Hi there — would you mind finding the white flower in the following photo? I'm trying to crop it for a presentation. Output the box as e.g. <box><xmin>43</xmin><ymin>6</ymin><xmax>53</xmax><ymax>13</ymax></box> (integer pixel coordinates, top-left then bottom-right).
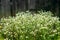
<box><xmin>53</xmin><ymin>30</ymin><xmax>57</xmax><ymax>32</ymax></box>
<box><xmin>26</xmin><ymin>36</ymin><xmax>29</xmax><ymax>38</ymax></box>
<box><xmin>37</xmin><ymin>24</ymin><xmax>40</xmax><ymax>27</ymax></box>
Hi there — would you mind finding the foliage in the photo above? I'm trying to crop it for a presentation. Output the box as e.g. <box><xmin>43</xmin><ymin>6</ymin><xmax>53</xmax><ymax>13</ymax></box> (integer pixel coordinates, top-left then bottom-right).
<box><xmin>0</xmin><ymin>11</ymin><xmax>60</xmax><ymax>40</ymax></box>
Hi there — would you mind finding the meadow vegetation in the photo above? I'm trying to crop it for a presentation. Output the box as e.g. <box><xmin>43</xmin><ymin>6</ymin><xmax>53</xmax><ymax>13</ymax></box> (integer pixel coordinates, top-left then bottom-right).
<box><xmin>0</xmin><ymin>11</ymin><xmax>60</xmax><ymax>40</ymax></box>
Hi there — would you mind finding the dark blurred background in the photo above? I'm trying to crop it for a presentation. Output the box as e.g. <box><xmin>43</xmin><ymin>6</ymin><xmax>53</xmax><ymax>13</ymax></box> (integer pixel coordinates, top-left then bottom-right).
<box><xmin>0</xmin><ymin>0</ymin><xmax>60</xmax><ymax>18</ymax></box>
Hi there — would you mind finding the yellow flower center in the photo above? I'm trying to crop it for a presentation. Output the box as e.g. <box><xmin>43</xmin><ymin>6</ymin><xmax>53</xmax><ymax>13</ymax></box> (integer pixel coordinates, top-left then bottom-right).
<box><xmin>0</xmin><ymin>26</ymin><xmax>2</xmax><ymax>29</ymax></box>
